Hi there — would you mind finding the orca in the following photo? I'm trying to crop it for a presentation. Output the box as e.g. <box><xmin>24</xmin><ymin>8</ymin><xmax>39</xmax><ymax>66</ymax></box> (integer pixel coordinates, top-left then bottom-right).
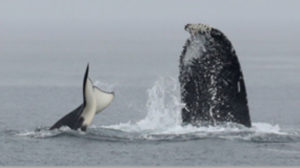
<box><xmin>50</xmin><ymin>64</ymin><xmax>114</xmax><ymax>131</ymax></box>
<box><xmin>179</xmin><ymin>23</ymin><xmax>251</xmax><ymax>127</ymax></box>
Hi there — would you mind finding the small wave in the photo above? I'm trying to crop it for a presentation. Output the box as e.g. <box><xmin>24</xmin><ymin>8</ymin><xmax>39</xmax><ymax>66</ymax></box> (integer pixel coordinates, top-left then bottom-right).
<box><xmin>16</xmin><ymin>126</ymin><xmax>83</xmax><ymax>138</ymax></box>
<box><xmin>13</xmin><ymin>122</ymin><xmax>300</xmax><ymax>144</ymax></box>
<box><xmin>100</xmin><ymin>122</ymin><xmax>300</xmax><ymax>143</ymax></box>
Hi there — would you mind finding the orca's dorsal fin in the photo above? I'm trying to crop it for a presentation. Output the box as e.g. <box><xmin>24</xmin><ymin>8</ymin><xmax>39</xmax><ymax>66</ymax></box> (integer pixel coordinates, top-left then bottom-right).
<box><xmin>83</xmin><ymin>64</ymin><xmax>89</xmax><ymax>106</ymax></box>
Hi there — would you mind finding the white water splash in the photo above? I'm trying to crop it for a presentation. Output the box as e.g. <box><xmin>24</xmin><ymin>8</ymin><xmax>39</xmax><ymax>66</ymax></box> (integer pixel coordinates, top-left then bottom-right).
<box><xmin>251</xmin><ymin>123</ymin><xmax>282</xmax><ymax>134</ymax></box>
<box><xmin>103</xmin><ymin>77</ymin><xmax>285</xmax><ymax>137</ymax></box>
<box><xmin>137</xmin><ymin>77</ymin><xmax>183</xmax><ymax>129</ymax></box>
<box><xmin>104</xmin><ymin>77</ymin><xmax>184</xmax><ymax>132</ymax></box>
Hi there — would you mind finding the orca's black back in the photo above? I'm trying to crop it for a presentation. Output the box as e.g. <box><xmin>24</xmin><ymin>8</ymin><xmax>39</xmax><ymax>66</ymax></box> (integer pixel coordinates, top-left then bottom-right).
<box><xmin>49</xmin><ymin>104</ymin><xmax>85</xmax><ymax>130</ymax></box>
<box><xmin>50</xmin><ymin>65</ymin><xmax>90</xmax><ymax>131</ymax></box>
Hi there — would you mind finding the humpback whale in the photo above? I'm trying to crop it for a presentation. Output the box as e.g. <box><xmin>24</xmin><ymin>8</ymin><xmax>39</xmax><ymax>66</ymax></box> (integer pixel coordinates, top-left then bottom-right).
<box><xmin>179</xmin><ymin>23</ymin><xmax>251</xmax><ymax>127</ymax></box>
<box><xmin>50</xmin><ymin>64</ymin><xmax>114</xmax><ymax>131</ymax></box>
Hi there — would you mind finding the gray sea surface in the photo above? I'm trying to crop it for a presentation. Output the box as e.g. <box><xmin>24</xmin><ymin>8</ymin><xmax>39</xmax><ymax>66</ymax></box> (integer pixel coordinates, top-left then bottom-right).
<box><xmin>0</xmin><ymin>0</ymin><xmax>300</xmax><ymax>166</ymax></box>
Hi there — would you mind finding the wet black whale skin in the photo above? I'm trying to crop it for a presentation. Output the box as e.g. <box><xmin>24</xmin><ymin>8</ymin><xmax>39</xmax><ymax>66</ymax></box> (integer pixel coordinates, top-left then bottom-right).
<box><xmin>179</xmin><ymin>25</ymin><xmax>251</xmax><ymax>127</ymax></box>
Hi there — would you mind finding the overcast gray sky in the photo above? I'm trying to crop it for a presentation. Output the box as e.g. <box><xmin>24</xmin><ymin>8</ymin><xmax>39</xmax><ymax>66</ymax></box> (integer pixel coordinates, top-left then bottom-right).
<box><xmin>0</xmin><ymin>0</ymin><xmax>299</xmax><ymax>86</ymax></box>
<box><xmin>1</xmin><ymin>0</ymin><xmax>299</xmax><ymax>41</ymax></box>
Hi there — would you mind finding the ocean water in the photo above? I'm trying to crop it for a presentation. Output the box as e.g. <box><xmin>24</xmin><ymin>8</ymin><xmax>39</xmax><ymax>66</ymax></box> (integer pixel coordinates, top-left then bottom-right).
<box><xmin>1</xmin><ymin>70</ymin><xmax>300</xmax><ymax>166</ymax></box>
<box><xmin>1</xmin><ymin>0</ymin><xmax>300</xmax><ymax>166</ymax></box>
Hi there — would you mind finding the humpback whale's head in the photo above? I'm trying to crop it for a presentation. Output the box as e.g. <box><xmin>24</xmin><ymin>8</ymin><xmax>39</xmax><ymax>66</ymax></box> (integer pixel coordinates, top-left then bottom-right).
<box><xmin>184</xmin><ymin>23</ymin><xmax>234</xmax><ymax>57</ymax></box>
<box><xmin>179</xmin><ymin>23</ymin><xmax>251</xmax><ymax>127</ymax></box>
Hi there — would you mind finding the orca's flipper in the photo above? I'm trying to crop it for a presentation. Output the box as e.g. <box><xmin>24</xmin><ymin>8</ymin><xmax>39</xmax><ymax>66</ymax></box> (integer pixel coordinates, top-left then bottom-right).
<box><xmin>93</xmin><ymin>85</ymin><xmax>114</xmax><ymax>114</ymax></box>
<box><xmin>49</xmin><ymin>104</ymin><xmax>84</xmax><ymax>130</ymax></box>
